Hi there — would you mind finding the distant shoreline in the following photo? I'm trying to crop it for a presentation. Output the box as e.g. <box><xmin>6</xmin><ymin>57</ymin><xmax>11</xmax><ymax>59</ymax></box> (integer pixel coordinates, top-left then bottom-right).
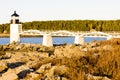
<box><xmin>0</xmin><ymin>34</ymin><xmax>42</xmax><ymax>38</ymax></box>
<box><xmin>0</xmin><ymin>34</ymin><xmax>43</xmax><ymax>38</ymax></box>
<box><xmin>0</xmin><ymin>34</ymin><xmax>10</xmax><ymax>38</ymax></box>
<box><xmin>0</xmin><ymin>34</ymin><xmax>72</xmax><ymax>38</ymax></box>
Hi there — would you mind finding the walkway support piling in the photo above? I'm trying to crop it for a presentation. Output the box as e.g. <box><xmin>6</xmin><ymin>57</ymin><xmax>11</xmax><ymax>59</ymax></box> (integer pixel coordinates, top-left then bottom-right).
<box><xmin>74</xmin><ymin>35</ymin><xmax>84</xmax><ymax>45</ymax></box>
<box><xmin>107</xmin><ymin>35</ymin><xmax>113</xmax><ymax>40</ymax></box>
<box><xmin>42</xmin><ymin>34</ymin><xmax>53</xmax><ymax>46</ymax></box>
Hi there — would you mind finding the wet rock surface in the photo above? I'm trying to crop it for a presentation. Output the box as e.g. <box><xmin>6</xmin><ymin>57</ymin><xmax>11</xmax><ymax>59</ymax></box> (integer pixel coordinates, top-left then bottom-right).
<box><xmin>0</xmin><ymin>39</ymin><xmax>120</xmax><ymax>80</ymax></box>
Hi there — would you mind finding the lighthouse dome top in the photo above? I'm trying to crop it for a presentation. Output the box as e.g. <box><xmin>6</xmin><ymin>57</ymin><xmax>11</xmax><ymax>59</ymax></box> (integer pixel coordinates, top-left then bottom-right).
<box><xmin>11</xmin><ymin>11</ymin><xmax>19</xmax><ymax>17</ymax></box>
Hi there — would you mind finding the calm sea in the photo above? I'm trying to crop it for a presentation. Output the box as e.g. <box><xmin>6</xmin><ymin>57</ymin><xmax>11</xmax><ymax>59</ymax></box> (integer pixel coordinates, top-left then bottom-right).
<box><xmin>0</xmin><ymin>37</ymin><xmax>106</xmax><ymax>45</ymax></box>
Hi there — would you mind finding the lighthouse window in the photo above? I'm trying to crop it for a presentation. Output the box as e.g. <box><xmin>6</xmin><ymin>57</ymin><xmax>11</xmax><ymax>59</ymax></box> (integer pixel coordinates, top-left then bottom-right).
<box><xmin>15</xmin><ymin>19</ymin><xmax>19</xmax><ymax>24</ymax></box>
<box><xmin>10</xmin><ymin>19</ymin><xmax>19</xmax><ymax>24</ymax></box>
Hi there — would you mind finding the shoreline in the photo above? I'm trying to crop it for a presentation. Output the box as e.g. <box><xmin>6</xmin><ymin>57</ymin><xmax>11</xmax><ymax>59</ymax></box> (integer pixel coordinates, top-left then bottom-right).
<box><xmin>0</xmin><ymin>39</ymin><xmax>119</xmax><ymax>79</ymax></box>
<box><xmin>0</xmin><ymin>34</ymin><xmax>10</xmax><ymax>38</ymax></box>
<box><xmin>0</xmin><ymin>34</ymin><xmax>75</xmax><ymax>38</ymax></box>
<box><xmin>0</xmin><ymin>34</ymin><xmax>43</xmax><ymax>38</ymax></box>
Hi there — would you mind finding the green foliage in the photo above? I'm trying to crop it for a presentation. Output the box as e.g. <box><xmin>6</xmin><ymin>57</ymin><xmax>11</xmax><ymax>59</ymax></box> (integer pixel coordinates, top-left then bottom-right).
<box><xmin>0</xmin><ymin>23</ymin><xmax>10</xmax><ymax>33</ymax></box>
<box><xmin>1</xmin><ymin>20</ymin><xmax>120</xmax><ymax>33</ymax></box>
<box><xmin>22</xmin><ymin>20</ymin><xmax>120</xmax><ymax>31</ymax></box>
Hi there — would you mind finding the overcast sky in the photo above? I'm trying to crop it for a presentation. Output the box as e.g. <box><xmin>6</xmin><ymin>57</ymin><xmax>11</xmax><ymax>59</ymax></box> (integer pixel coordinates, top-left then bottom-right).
<box><xmin>0</xmin><ymin>0</ymin><xmax>120</xmax><ymax>24</ymax></box>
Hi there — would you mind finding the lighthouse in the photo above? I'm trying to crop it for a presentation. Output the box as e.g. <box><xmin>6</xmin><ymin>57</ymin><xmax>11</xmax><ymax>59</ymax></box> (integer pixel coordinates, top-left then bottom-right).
<box><xmin>10</xmin><ymin>11</ymin><xmax>22</xmax><ymax>43</ymax></box>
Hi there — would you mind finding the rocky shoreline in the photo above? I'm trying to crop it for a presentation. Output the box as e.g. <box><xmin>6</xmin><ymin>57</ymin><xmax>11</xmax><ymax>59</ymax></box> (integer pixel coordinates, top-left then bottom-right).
<box><xmin>0</xmin><ymin>39</ymin><xmax>120</xmax><ymax>80</ymax></box>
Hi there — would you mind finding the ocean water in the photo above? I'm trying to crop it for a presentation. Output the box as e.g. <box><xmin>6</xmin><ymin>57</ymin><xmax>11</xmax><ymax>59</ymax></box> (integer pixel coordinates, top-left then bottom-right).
<box><xmin>0</xmin><ymin>37</ymin><xmax>106</xmax><ymax>45</ymax></box>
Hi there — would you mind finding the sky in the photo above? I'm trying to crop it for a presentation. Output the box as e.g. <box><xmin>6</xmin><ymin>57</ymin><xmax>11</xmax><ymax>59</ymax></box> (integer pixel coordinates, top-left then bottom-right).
<box><xmin>0</xmin><ymin>0</ymin><xmax>120</xmax><ymax>24</ymax></box>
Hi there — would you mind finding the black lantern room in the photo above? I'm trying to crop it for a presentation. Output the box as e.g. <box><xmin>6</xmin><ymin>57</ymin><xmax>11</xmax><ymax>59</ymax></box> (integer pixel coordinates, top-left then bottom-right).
<box><xmin>11</xmin><ymin>11</ymin><xmax>20</xmax><ymax>24</ymax></box>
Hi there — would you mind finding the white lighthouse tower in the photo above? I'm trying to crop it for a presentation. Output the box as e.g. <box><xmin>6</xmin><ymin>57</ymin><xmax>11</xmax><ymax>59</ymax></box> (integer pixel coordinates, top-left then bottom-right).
<box><xmin>10</xmin><ymin>11</ymin><xmax>22</xmax><ymax>43</ymax></box>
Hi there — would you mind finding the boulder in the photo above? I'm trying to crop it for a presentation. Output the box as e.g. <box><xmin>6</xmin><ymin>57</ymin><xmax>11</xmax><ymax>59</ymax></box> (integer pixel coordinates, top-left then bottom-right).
<box><xmin>90</xmin><ymin>41</ymin><xmax>100</xmax><ymax>48</ymax></box>
<box><xmin>62</xmin><ymin>77</ymin><xmax>69</xmax><ymax>80</ymax></box>
<box><xmin>0</xmin><ymin>45</ymin><xmax>3</xmax><ymax>51</ymax></box>
<box><xmin>0</xmin><ymin>69</ymin><xmax>18</xmax><ymax>80</ymax></box>
<box><xmin>36</xmin><ymin>63</ymin><xmax>52</xmax><ymax>74</ymax></box>
<box><xmin>0</xmin><ymin>52</ymin><xmax>6</xmax><ymax>57</ymax></box>
<box><xmin>0</xmin><ymin>62</ymin><xmax>7</xmax><ymax>73</ymax></box>
<box><xmin>54</xmin><ymin>65</ymin><xmax>69</xmax><ymax>76</ymax></box>
<box><xmin>3</xmin><ymin>45</ymin><xmax>9</xmax><ymax>51</ymax></box>
<box><xmin>26</xmin><ymin>72</ymin><xmax>40</xmax><ymax>80</ymax></box>
<box><xmin>39</xmin><ymin>52</ymin><xmax>49</xmax><ymax>58</ymax></box>
<box><xmin>82</xmin><ymin>48</ymin><xmax>87</xmax><ymax>52</ymax></box>
<box><xmin>44</xmin><ymin>66</ymin><xmax>56</xmax><ymax>80</ymax></box>
<box><xmin>54</xmin><ymin>45</ymin><xmax>84</xmax><ymax>58</ymax></box>
<box><xmin>102</xmin><ymin>45</ymin><xmax>113</xmax><ymax>51</ymax></box>
<box><xmin>86</xmin><ymin>74</ymin><xmax>111</xmax><ymax>80</ymax></box>
<box><xmin>5</xmin><ymin>52</ymin><xmax>12</xmax><ymax>58</ymax></box>
<box><xmin>42</xmin><ymin>65</ymin><xmax>69</xmax><ymax>80</ymax></box>
<box><xmin>15</xmin><ymin>44</ymin><xmax>24</xmax><ymax>50</ymax></box>
<box><xmin>1</xmin><ymin>52</ymin><xmax>12</xmax><ymax>59</ymax></box>
<box><xmin>0</xmin><ymin>72</ymin><xmax>18</xmax><ymax>80</ymax></box>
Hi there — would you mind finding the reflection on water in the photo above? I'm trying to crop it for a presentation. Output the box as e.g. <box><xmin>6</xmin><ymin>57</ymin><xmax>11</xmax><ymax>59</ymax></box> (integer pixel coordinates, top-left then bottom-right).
<box><xmin>0</xmin><ymin>37</ymin><xmax>106</xmax><ymax>45</ymax></box>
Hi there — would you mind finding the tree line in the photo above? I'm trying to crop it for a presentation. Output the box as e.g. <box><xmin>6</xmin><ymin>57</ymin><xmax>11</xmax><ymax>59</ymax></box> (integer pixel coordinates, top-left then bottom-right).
<box><xmin>0</xmin><ymin>20</ymin><xmax>120</xmax><ymax>33</ymax></box>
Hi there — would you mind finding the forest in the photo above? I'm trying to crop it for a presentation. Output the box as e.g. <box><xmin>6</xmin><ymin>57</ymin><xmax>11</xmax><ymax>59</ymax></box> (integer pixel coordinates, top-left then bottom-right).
<box><xmin>0</xmin><ymin>20</ymin><xmax>120</xmax><ymax>33</ymax></box>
